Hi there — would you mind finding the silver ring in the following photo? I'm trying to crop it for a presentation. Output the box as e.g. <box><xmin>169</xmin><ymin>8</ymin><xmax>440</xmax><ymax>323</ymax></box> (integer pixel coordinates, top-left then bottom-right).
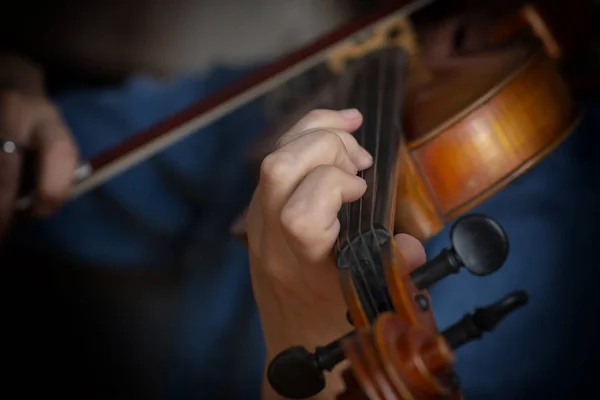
<box><xmin>0</xmin><ymin>139</ymin><xmax>21</xmax><ymax>155</ymax></box>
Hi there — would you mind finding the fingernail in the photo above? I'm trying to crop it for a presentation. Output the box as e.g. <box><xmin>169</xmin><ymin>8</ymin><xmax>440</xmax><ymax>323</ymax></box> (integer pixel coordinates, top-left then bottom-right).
<box><xmin>355</xmin><ymin>175</ymin><xmax>367</xmax><ymax>186</ymax></box>
<box><xmin>357</xmin><ymin>147</ymin><xmax>373</xmax><ymax>169</ymax></box>
<box><xmin>339</xmin><ymin>108</ymin><xmax>361</xmax><ymax>119</ymax></box>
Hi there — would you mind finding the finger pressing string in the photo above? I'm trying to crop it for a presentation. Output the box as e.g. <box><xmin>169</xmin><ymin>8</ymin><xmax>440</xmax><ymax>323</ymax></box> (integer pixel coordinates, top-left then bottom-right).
<box><xmin>276</xmin><ymin>109</ymin><xmax>371</xmax><ymax>170</ymax></box>
<box><xmin>260</xmin><ymin>129</ymin><xmax>371</xmax><ymax>217</ymax></box>
<box><xmin>283</xmin><ymin>128</ymin><xmax>372</xmax><ymax>171</ymax></box>
<box><xmin>282</xmin><ymin>108</ymin><xmax>363</xmax><ymax>141</ymax></box>
<box><xmin>280</xmin><ymin>165</ymin><xmax>367</xmax><ymax>263</ymax></box>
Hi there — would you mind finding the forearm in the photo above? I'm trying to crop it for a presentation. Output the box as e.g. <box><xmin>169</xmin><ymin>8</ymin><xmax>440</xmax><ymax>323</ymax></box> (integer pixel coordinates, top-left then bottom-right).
<box><xmin>0</xmin><ymin>54</ymin><xmax>45</xmax><ymax>95</ymax></box>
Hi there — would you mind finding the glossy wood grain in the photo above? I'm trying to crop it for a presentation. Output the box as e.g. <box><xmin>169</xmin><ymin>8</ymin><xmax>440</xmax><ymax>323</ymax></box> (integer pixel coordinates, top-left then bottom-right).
<box><xmin>337</xmin><ymin>314</ymin><xmax>460</xmax><ymax>400</ymax></box>
<box><xmin>395</xmin><ymin>42</ymin><xmax>579</xmax><ymax>240</ymax></box>
<box><xmin>337</xmin><ymin>39</ymin><xmax>578</xmax><ymax>400</ymax></box>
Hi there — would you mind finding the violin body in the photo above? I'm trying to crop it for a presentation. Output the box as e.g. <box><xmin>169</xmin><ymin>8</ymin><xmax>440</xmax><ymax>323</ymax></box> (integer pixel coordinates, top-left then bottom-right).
<box><xmin>395</xmin><ymin>41</ymin><xmax>579</xmax><ymax>241</ymax></box>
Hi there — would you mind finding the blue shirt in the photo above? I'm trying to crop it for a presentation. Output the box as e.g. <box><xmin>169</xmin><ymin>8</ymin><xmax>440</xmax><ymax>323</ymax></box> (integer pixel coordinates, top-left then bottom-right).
<box><xmin>7</xmin><ymin>67</ymin><xmax>268</xmax><ymax>399</ymax></box>
<box><xmin>14</xmin><ymin>68</ymin><xmax>262</xmax><ymax>269</ymax></box>
<box><xmin>6</xmin><ymin>64</ymin><xmax>600</xmax><ymax>399</ymax></box>
<box><xmin>425</xmin><ymin>98</ymin><xmax>600</xmax><ymax>399</ymax></box>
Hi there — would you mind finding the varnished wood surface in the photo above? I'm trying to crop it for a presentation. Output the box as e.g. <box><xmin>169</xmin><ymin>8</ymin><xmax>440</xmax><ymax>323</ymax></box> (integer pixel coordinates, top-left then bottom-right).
<box><xmin>337</xmin><ymin>40</ymin><xmax>579</xmax><ymax>400</ymax></box>
<box><xmin>339</xmin><ymin>217</ymin><xmax>459</xmax><ymax>399</ymax></box>
<box><xmin>236</xmin><ymin>5</ymin><xmax>582</xmax><ymax>399</ymax></box>
<box><xmin>395</xmin><ymin>42</ymin><xmax>579</xmax><ymax>240</ymax></box>
<box><xmin>337</xmin><ymin>314</ymin><xmax>460</xmax><ymax>400</ymax></box>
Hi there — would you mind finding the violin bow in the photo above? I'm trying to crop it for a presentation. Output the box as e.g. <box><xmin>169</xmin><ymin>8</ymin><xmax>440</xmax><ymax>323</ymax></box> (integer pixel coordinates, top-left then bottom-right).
<box><xmin>15</xmin><ymin>0</ymin><xmax>434</xmax><ymax>210</ymax></box>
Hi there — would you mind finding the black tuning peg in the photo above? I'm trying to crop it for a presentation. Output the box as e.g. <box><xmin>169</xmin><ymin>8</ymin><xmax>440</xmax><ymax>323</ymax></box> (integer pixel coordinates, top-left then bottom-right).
<box><xmin>410</xmin><ymin>214</ymin><xmax>509</xmax><ymax>290</ymax></box>
<box><xmin>267</xmin><ymin>291</ymin><xmax>528</xmax><ymax>398</ymax></box>
<box><xmin>442</xmin><ymin>290</ymin><xmax>529</xmax><ymax>350</ymax></box>
<box><xmin>267</xmin><ymin>331</ymin><xmax>354</xmax><ymax>399</ymax></box>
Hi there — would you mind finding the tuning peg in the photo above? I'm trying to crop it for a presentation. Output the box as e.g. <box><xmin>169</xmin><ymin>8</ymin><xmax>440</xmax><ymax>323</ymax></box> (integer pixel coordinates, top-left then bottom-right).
<box><xmin>442</xmin><ymin>290</ymin><xmax>529</xmax><ymax>350</ymax></box>
<box><xmin>410</xmin><ymin>214</ymin><xmax>509</xmax><ymax>290</ymax></box>
<box><xmin>267</xmin><ymin>331</ymin><xmax>353</xmax><ymax>399</ymax></box>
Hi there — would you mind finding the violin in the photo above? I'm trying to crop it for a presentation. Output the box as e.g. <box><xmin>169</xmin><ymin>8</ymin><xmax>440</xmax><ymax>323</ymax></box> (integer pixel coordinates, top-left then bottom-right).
<box><xmin>263</xmin><ymin>2</ymin><xmax>576</xmax><ymax>398</ymax></box>
<box><xmin>10</xmin><ymin>2</ymin><xmax>575</xmax><ymax>398</ymax></box>
<box><xmin>264</xmin><ymin>21</ymin><xmax>532</xmax><ymax>400</ymax></box>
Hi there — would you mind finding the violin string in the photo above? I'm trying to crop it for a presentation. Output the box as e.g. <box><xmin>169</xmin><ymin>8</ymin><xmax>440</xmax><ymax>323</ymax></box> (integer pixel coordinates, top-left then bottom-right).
<box><xmin>333</xmin><ymin>61</ymin><xmax>367</xmax><ymax>316</ymax></box>
<box><xmin>369</xmin><ymin>46</ymin><xmax>394</xmax><ymax>312</ymax></box>
<box><xmin>352</xmin><ymin>47</ymin><xmax>400</xmax><ymax>320</ymax></box>
<box><xmin>357</xmin><ymin>71</ymin><xmax>364</xmax><ymax>250</ymax></box>
<box><xmin>340</xmin><ymin>75</ymin><xmax>362</xmax><ymax>308</ymax></box>
<box><xmin>350</xmin><ymin>59</ymin><xmax>379</xmax><ymax>317</ymax></box>
<box><xmin>370</xmin><ymin>52</ymin><xmax>383</xmax><ymax>235</ymax></box>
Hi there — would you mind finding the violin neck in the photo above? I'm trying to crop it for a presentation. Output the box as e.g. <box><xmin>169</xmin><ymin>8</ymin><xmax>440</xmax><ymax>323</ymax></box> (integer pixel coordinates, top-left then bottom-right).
<box><xmin>334</xmin><ymin>46</ymin><xmax>408</xmax><ymax>322</ymax></box>
<box><xmin>337</xmin><ymin>46</ymin><xmax>408</xmax><ymax>248</ymax></box>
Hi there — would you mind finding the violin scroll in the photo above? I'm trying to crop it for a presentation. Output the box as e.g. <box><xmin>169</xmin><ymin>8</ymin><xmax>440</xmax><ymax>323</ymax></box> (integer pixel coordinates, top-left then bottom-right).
<box><xmin>337</xmin><ymin>291</ymin><xmax>528</xmax><ymax>400</ymax></box>
<box><xmin>268</xmin><ymin>290</ymin><xmax>528</xmax><ymax>399</ymax></box>
<box><xmin>268</xmin><ymin>214</ymin><xmax>526</xmax><ymax>399</ymax></box>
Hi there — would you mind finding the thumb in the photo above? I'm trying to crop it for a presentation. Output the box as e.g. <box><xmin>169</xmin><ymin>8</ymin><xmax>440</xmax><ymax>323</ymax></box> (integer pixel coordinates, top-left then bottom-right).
<box><xmin>394</xmin><ymin>233</ymin><xmax>426</xmax><ymax>270</ymax></box>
